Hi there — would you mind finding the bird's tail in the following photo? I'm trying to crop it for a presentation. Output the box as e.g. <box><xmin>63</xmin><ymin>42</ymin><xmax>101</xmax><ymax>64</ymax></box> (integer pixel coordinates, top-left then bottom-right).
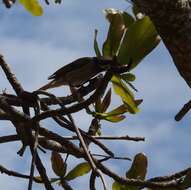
<box><xmin>38</xmin><ymin>80</ymin><xmax>64</xmax><ymax>91</ymax></box>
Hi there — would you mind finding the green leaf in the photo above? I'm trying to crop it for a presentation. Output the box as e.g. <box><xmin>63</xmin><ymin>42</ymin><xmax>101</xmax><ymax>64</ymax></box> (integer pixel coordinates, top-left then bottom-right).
<box><xmin>124</xmin><ymin>153</ymin><xmax>148</xmax><ymax>190</ymax></box>
<box><xmin>118</xmin><ymin>16</ymin><xmax>160</xmax><ymax>69</ymax></box>
<box><xmin>106</xmin><ymin>104</ymin><xmax>129</xmax><ymax>116</ymax></box>
<box><xmin>94</xmin><ymin>29</ymin><xmax>101</xmax><ymax>57</ymax></box>
<box><xmin>65</xmin><ymin>162</ymin><xmax>91</xmax><ymax>181</ymax></box>
<box><xmin>112</xmin><ymin>181</ymin><xmax>123</xmax><ymax>190</ymax></box>
<box><xmin>93</xmin><ymin>104</ymin><xmax>128</xmax><ymax>123</ymax></box>
<box><xmin>121</xmin><ymin>73</ymin><xmax>136</xmax><ymax>82</ymax></box>
<box><xmin>123</xmin><ymin>12</ymin><xmax>135</xmax><ymax>27</ymax></box>
<box><xmin>112</xmin><ymin>75</ymin><xmax>139</xmax><ymax>114</ymax></box>
<box><xmin>105</xmin><ymin>114</ymin><xmax>125</xmax><ymax>123</ymax></box>
<box><xmin>103</xmin><ymin>9</ymin><xmax>132</xmax><ymax>57</ymax></box>
<box><xmin>93</xmin><ymin>99</ymin><xmax>142</xmax><ymax>122</ymax></box>
<box><xmin>19</xmin><ymin>0</ymin><xmax>43</xmax><ymax>16</ymax></box>
<box><xmin>112</xmin><ymin>75</ymin><xmax>134</xmax><ymax>98</ymax></box>
<box><xmin>126</xmin><ymin>153</ymin><xmax>148</xmax><ymax>180</ymax></box>
<box><xmin>51</xmin><ymin>151</ymin><xmax>67</xmax><ymax>177</ymax></box>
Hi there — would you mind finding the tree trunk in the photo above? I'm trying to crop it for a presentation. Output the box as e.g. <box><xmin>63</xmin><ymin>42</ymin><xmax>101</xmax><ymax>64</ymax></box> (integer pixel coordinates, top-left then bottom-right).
<box><xmin>134</xmin><ymin>0</ymin><xmax>191</xmax><ymax>88</ymax></box>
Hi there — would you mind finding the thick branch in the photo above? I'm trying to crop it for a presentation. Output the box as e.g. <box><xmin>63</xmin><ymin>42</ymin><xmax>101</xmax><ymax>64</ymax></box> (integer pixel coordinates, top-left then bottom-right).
<box><xmin>0</xmin><ymin>55</ymin><xmax>24</xmax><ymax>95</ymax></box>
<box><xmin>134</xmin><ymin>0</ymin><xmax>191</xmax><ymax>88</ymax></box>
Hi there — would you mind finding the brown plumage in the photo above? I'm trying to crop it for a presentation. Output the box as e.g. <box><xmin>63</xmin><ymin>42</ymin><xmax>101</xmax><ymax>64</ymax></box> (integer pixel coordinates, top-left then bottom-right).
<box><xmin>39</xmin><ymin>57</ymin><xmax>112</xmax><ymax>90</ymax></box>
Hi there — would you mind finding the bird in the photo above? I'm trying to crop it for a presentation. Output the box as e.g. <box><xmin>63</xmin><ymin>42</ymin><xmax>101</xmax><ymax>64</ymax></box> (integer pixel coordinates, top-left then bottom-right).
<box><xmin>38</xmin><ymin>56</ymin><xmax>113</xmax><ymax>91</ymax></box>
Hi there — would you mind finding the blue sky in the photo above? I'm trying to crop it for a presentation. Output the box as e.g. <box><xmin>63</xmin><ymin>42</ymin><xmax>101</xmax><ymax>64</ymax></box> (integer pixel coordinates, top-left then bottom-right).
<box><xmin>0</xmin><ymin>0</ymin><xmax>191</xmax><ymax>189</ymax></box>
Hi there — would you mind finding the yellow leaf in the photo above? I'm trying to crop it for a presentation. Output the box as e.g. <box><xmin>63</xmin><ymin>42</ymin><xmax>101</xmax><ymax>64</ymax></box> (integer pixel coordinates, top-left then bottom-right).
<box><xmin>65</xmin><ymin>162</ymin><xmax>91</xmax><ymax>181</ymax></box>
<box><xmin>126</xmin><ymin>153</ymin><xmax>148</xmax><ymax>180</ymax></box>
<box><xmin>112</xmin><ymin>75</ymin><xmax>139</xmax><ymax>114</ymax></box>
<box><xmin>105</xmin><ymin>114</ymin><xmax>125</xmax><ymax>123</ymax></box>
<box><xmin>19</xmin><ymin>0</ymin><xmax>43</xmax><ymax>16</ymax></box>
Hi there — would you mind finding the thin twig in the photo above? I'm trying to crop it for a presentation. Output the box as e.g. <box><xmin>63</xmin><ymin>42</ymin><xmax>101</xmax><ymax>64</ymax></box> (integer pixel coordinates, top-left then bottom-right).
<box><xmin>0</xmin><ymin>134</ymin><xmax>144</xmax><ymax>143</ymax></box>
<box><xmin>94</xmin><ymin>135</ymin><xmax>144</xmax><ymax>141</ymax></box>
<box><xmin>35</xmin><ymin>93</ymin><xmax>114</xmax><ymax>157</ymax></box>
<box><xmin>148</xmin><ymin>167</ymin><xmax>191</xmax><ymax>182</ymax></box>
<box><xmin>66</xmin><ymin>111</ymin><xmax>108</xmax><ymax>190</ymax></box>
<box><xmin>90</xmin><ymin>172</ymin><xmax>97</xmax><ymax>190</ymax></box>
<box><xmin>0</xmin><ymin>55</ymin><xmax>24</xmax><ymax>95</ymax></box>
<box><xmin>28</xmin><ymin>98</ymin><xmax>41</xmax><ymax>190</ymax></box>
<box><xmin>51</xmin><ymin>89</ymin><xmax>109</xmax><ymax>189</ymax></box>
<box><xmin>0</xmin><ymin>164</ymin><xmax>42</xmax><ymax>183</ymax></box>
<box><xmin>36</xmin><ymin>126</ymin><xmax>84</xmax><ymax>158</ymax></box>
<box><xmin>0</xmin><ymin>134</ymin><xmax>19</xmax><ymax>144</ymax></box>
<box><xmin>175</xmin><ymin>99</ymin><xmax>191</xmax><ymax>121</ymax></box>
<box><xmin>92</xmin><ymin>154</ymin><xmax>131</xmax><ymax>161</ymax></box>
<box><xmin>0</xmin><ymin>134</ymin><xmax>74</xmax><ymax>155</ymax></box>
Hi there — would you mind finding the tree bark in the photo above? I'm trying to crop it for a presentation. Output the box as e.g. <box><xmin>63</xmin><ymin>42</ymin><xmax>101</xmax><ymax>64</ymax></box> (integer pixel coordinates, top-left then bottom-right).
<box><xmin>133</xmin><ymin>0</ymin><xmax>191</xmax><ymax>88</ymax></box>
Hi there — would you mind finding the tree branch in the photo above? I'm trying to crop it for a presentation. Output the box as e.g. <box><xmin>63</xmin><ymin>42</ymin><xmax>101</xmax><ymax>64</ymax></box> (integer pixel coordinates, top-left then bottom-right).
<box><xmin>134</xmin><ymin>0</ymin><xmax>191</xmax><ymax>88</ymax></box>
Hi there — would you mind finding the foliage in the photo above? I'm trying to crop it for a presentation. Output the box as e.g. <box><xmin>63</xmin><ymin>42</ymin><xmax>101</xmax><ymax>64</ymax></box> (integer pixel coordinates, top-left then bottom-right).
<box><xmin>6</xmin><ymin>1</ymin><xmax>191</xmax><ymax>190</ymax></box>
<box><xmin>112</xmin><ymin>153</ymin><xmax>148</xmax><ymax>190</ymax></box>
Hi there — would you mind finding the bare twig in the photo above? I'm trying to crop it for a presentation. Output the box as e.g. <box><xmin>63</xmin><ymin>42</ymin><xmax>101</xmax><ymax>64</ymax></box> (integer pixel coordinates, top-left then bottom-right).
<box><xmin>0</xmin><ymin>55</ymin><xmax>24</xmax><ymax>95</ymax></box>
<box><xmin>175</xmin><ymin>100</ymin><xmax>191</xmax><ymax>121</ymax></box>
<box><xmin>67</xmin><ymin>115</ymin><xmax>108</xmax><ymax>190</ymax></box>
<box><xmin>36</xmin><ymin>126</ymin><xmax>84</xmax><ymax>158</ymax></box>
<box><xmin>0</xmin><ymin>97</ymin><xmax>28</xmax><ymax>122</ymax></box>
<box><xmin>0</xmin><ymin>134</ymin><xmax>19</xmax><ymax>144</ymax></box>
<box><xmin>36</xmin><ymin>93</ymin><xmax>114</xmax><ymax>157</ymax></box>
<box><xmin>90</xmin><ymin>172</ymin><xmax>97</xmax><ymax>190</ymax></box>
<box><xmin>28</xmin><ymin>98</ymin><xmax>41</xmax><ymax>190</ymax></box>
<box><xmin>0</xmin><ymin>134</ymin><xmax>73</xmax><ymax>155</ymax></box>
<box><xmin>0</xmin><ymin>164</ymin><xmax>41</xmax><ymax>183</ymax></box>
<box><xmin>92</xmin><ymin>154</ymin><xmax>131</xmax><ymax>161</ymax></box>
<box><xmin>52</xmin><ymin>87</ymin><xmax>109</xmax><ymax>190</ymax></box>
<box><xmin>148</xmin><ymin>167</ymin><xmax>191</xmax><ymax>182</ymax></box>
<box><xmin>0</xmin><ymin>134</ymin><xmax>144</xmax><ymax>143</ymax></box>
<box><xmin>85</xmin><ymin>135</ymin><xmax>145</xmax><ymax>142</ymax></box>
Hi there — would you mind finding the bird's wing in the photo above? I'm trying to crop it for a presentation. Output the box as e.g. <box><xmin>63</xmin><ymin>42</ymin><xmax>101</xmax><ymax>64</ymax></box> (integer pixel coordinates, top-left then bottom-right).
<box><xmin>48</xmin><ymin>57</ymin><xmax>92</xmax><ymax>80</ymax></box>
<box><xmin>38</xmin><ymin>79</ymin><xmax>65</xmax><ymax>90</ymax></box>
